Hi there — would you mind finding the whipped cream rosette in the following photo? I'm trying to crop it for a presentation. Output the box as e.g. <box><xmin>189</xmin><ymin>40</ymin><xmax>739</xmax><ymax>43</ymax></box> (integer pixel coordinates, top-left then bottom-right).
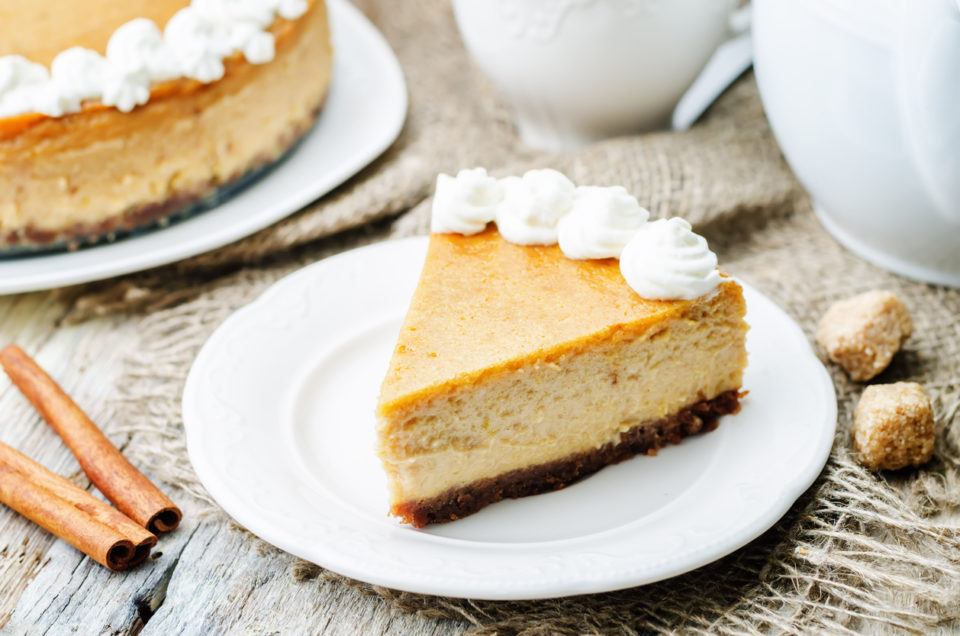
<box><xmin>495</xmin><ymin>169</ymin><xmax>575</xmax><ymax>245</ymax></box>
<box><xmin>431</xmin><ymin>168</ymin><xmax>505</xmax><ymax>235</ymax></box>
<box><xmin>557</xmin><ymin>185</ymin><xmax>650</xmax><ymax>259</ymax></box>
<box><xmin>48</xmin><ymin>48</ymin><xmax>111</xmax><ymax>114</ymax></box>
<box><xmin>620</xmin><ymin>217</ymin><xmax>721</xmax><ymax>300</ymax></box>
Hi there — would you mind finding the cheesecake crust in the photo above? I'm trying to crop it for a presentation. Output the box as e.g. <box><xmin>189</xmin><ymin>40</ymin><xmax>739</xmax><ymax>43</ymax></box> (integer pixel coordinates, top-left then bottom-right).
<box><xmin>392</xmin><ymin>389</ymin><xmax>743</xmax><ymax>527</ymax></box>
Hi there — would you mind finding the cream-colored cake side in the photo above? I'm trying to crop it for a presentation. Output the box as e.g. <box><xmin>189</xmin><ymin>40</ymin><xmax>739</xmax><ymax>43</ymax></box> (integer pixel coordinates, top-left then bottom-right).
<box><xmin>0</xmin><ymin>2</ymin><xmax>330</xmax><ymax>244</ymax></box>
<box><xmin>377</xmin><ymin>284</ymin><xmax>747</xmax><ymax>507</ymax></box>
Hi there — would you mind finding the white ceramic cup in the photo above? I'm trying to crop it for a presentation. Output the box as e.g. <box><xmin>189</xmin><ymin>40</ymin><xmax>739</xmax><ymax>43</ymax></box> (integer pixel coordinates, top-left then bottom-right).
<box><xmin>451</xmin><ymin>0</ymin><xmax>741</xmax><ymax>150</ymax></box>
<box><xmin>753</xmin><ymin>0</ymin><xmax>960</xmax><ymax>287</ymax></box>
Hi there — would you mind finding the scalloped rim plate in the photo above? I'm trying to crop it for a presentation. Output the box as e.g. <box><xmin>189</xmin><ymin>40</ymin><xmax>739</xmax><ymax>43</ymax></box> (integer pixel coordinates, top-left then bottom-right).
<box><xmin>183</xmin><ymin>236</ymin><xmax>836</xmax><ymax>600</ymax></box>
<box><xmin>0</xmin><ymin>0</ymin><xmax>406</xmax><ymax>294</ymax></box>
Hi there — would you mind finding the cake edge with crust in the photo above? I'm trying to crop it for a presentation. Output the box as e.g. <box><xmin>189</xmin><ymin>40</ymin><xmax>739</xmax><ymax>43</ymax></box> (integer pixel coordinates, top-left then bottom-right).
<box><xmin>393</xmin><ymin>389</ymin><xmax>744</xmax><ymax>527</ymax></box>
<box><xmin>0</xmin><ymin>99</ymin><xmax>325</xmax><ymax>250</ymax></box>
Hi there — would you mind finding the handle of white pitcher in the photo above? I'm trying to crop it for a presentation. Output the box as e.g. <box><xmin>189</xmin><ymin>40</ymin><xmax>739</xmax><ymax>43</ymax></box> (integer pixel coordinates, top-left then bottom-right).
<box><xmin>670</xmin><ymin>1</ymin><xmax>753</xmax><ymax>130</ymax></box>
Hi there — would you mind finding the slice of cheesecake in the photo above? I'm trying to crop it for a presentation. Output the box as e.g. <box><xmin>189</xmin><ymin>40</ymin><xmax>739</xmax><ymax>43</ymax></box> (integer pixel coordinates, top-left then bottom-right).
<box><xmin>376</xmin><ymin>226</ymin><xmax>748</xmax><ymax>527</ymax></box>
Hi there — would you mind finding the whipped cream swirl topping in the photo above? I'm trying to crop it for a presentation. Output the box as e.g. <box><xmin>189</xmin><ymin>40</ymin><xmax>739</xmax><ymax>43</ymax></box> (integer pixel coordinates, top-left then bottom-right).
<box><xmin>0</xmin><ymin>0</ymin><xmax>308</xmax><ymax>118</ymax></box>
<box><xmin>431</xmin><ymin>168</ymin><xmax>504</xmax><ymax>235</ymax></box>
<box><xmin>619</xmin><ymin>218</ymin><xmax>721</xmax><ymax>300</ymax></box>
<box><xmin>495</xmin><ymin>169</ymin><xmax>575</xmax><ymax>245</ymax></box>
<box><xmin>557</xmin><ymin>186</ymin><xmax>650</xmax><ymax>259</ymax></box>
<box><xmin>430</xmin><ymin>168</ymin><xmax>722</xmax><ymax>300</ymax></box>
<box><xmin>50</xmin><ymin>48</ymin><xmax>112</xmax><ymax>113</ymax></box>
<box><xmin>0</xmin><ymin>57</ymin><xmax>55</xmax><ymax>118</ymax></box>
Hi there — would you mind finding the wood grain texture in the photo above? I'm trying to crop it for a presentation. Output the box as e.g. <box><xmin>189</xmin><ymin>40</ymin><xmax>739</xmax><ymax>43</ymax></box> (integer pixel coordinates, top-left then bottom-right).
<box><xmin>0</xmin><ymin>291</ymin><xmax>467</xmax><ymax>634</ymax></box>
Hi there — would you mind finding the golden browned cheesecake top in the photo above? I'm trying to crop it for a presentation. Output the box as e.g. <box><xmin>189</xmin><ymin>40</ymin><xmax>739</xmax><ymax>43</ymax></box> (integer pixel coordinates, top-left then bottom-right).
<box><xmin>377</xmin><ymin>227</ymin><xmax>741</xmax><ymax>416</ymax></box>
<box><xmin>0</xmin><ymin>1</ymin><xmax>190</xmax><ymax>64</ymax></box>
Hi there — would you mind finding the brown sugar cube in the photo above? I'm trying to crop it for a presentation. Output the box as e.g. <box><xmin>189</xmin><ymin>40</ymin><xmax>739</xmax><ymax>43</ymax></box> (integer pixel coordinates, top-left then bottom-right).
<box><xmin>853</xmin><ymin>382</ymin><xmax>934</xmax><ymax>471</ymax></box>
<box><xmin>816</xmin><ymin>290</ymin><xmax>912</xmax><ymax>381</ymax></box>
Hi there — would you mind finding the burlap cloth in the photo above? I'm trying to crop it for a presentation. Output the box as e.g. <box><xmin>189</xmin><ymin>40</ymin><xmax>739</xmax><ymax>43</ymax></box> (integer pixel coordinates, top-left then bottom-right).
<box><xmin>59</xmin><ymin>1</ymin><xmax>960</xmax><ymax>632</ymax></box>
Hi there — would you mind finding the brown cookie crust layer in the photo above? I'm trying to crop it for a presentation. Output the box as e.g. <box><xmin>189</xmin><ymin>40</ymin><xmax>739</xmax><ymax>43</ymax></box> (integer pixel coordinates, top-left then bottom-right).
<box><xmin>392</xmin><ymin>389</ymin><xmax>744</xmax><ymax>527</ymax></box>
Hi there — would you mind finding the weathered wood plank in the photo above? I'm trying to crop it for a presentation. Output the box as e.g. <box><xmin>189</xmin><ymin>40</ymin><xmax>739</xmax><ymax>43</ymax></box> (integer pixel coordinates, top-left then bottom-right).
<box><xmin>141</xmin><ymin>510</ymin><xmax>465</xmax><ymax>635</ymax></box>
<box><xmin>4</xmin><ymin>516</ymin><xmax>198</xmax><ymax>635</ymax></box>
<box><xmin>8</xmin><ymin>496</ymin><xmax>465</xmax><ymax>635</ymax></box>
<box><xmin>0</xmin><ymin>291</ymin><xmax>467</xmax><ymax>634</ymax></box>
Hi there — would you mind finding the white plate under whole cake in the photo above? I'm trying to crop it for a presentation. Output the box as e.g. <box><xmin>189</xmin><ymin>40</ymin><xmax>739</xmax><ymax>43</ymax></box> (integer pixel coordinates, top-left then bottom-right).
<box><xmin>182</xmin><ymin>236</ymin><xmax>837</xmax><ymax>601</ymax></box>
<box><xmin>0</xmin><ymin>0</ymin><xmax>406</xmax><ymax>295</ymax></box>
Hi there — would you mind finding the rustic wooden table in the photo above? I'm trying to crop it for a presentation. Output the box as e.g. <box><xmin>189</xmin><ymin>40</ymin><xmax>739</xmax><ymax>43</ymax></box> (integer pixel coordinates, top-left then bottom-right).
<box><xmin>0</xmin><ymin>291</ymin><xmax>465</xmax><ymax>634</ymax></box>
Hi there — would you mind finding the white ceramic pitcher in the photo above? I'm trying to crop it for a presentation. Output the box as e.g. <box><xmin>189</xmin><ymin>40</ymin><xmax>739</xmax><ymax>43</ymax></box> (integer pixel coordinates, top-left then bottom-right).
<box><xmin>754</xmin><ymin>0</ymin><xmax>960</xmax><ymax>287</ymax></box>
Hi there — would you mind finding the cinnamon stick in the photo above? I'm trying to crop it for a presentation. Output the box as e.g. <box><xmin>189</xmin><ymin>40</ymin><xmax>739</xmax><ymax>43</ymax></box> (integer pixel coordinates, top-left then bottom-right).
<box><xmin>0</xmin><ymin>345</ymin><xmax>181</xmax><ymax>534</ymax></box>
<box><xmin>0</xmin><ymin>441</ymin><xmax>156</xmax><ymax>571</ymax></box>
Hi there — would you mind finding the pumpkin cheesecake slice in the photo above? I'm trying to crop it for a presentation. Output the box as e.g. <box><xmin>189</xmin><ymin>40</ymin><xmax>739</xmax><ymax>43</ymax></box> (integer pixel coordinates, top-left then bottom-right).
<box><xmin>376</xmin><ymin>169</ymin><xmax>748</xmax><ymax>527</ymax></box>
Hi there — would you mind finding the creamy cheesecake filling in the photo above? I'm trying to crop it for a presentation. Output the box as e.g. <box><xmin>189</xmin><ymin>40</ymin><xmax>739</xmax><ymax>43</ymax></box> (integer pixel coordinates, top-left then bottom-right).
<box><xmin>394</xmin><ymin>391</ymin><xmax>741</xmax><ymax>527</ymax></box>
<box><xmin>0</xmin><ymin>2</ymin><xmax>330</xmax><ymax>242</ymax></box>
<box><xmin>377</xmin><ymin>285</ymin><xmax>747</xmax><ymax>506</ymax></box>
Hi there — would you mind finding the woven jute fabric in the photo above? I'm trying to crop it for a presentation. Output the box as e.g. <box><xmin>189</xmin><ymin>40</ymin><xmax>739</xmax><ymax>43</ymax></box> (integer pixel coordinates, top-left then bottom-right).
<box><xmin>71</xmin><ymin>0</ymin><xmax>960</xmax><ymax>632</ymax></box>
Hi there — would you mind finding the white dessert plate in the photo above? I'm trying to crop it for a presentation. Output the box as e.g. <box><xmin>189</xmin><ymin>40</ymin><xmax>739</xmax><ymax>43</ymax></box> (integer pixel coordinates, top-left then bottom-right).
<box><xmin>183</xmin><ymin>236</ymin><xmax>837</xmax><ymax>600</ymax></box>
<box><xmin>0</xmin><ymin>0</ymin><xmax>406</xmax><ymax>295</ymax></box>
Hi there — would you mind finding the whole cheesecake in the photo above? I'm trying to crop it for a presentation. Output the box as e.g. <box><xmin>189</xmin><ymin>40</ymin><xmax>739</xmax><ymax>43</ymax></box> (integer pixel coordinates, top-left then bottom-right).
<box><xmin>0</xmin><ymin>0</ymin><xmax>332</xmax><ymax>248</ymax></box>
<box><xmin>376</xmin><ymin>169</ymin><xmax>749</xmax><ymax>527</ymax></box>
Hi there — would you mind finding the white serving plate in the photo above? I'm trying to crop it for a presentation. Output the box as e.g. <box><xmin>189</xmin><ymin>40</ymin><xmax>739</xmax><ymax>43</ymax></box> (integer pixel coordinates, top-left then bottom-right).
<box><xmin>183</xmin><ymin>236</ymin><xmax>837</xmax><ymax>600</ymax></box>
